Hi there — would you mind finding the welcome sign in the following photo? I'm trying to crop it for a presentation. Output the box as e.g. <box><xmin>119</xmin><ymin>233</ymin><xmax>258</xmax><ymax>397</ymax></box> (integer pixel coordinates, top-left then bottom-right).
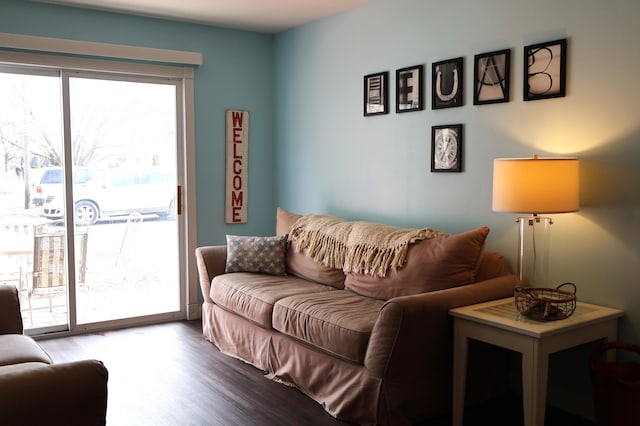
<box><xmin>225</xmin><ymin>110</ymin><xmax>248</xmax><ymax>223</ymax></box>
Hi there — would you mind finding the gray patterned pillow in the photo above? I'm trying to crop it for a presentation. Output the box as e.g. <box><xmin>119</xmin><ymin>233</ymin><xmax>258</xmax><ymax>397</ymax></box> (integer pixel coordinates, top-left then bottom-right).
<box><xmin>225</xmin><ymin>235</ymin><xmax>287</xmax><ymax>275</ymax></box>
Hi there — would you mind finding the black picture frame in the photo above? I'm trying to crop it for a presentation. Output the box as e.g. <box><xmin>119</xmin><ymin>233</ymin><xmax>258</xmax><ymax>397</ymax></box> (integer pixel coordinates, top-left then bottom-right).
<box><xmin>432</xmin><ymin>57</ymin><xmax>463</xmax><ymax>109</ymax></box>
<box><xmin>474</xmin><ymin>49</ymin><xmax>511</xmax><ymax>105</ymax></box>
<box><xmin>431</xmin><ymin>124</ymin><xmax>463</xmax><ymax>173</ymax></box>
<box><xmin>524</xmin><ymin>39</ymin><xmax>567</xmax><ymax>101</ymax></box>
<box><xmin>396</xmin><ymin>65</ymin><xmax>424</xmax><ymax>113</ymax></box>
<box><xmin>364</xmin><ymin>71</ymin><xmax>389</xmax><ymax>116</ymax></box>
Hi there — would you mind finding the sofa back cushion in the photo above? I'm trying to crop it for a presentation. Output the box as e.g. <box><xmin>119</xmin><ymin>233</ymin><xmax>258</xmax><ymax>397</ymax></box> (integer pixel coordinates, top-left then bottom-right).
<box><xmin>344</xmin><ymin>227</ymin><xmax>490</xmax><ymax>300</ymax></box>
<box><xmin>475</xmin><ymin>250</ymin><xmax>511</xmax><ymax>282</ymax></box>
<box><xmin>276</xmin><ymin>208</ymin><xmax>346</xmax><ymax>289</ymax></box>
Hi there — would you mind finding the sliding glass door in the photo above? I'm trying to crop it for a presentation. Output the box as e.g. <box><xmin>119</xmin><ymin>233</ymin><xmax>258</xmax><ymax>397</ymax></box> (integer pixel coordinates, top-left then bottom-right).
<box><xmin>0</xmin><ymin>67</ymin><xmax>184</xmax><ymax>333</ymax></box>
<box><xmin>0</xmin><ymin>69</ymin><xmax>69</xmax><ymax>331</ymax></box>
<box><xmin>68</xmin><ymin>75</ymin><xmax>180</xmax><ymax>325</ymax></box>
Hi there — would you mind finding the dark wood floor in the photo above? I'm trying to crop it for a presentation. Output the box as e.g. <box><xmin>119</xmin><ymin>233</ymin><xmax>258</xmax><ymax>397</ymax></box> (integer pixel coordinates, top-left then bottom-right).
<box><xmin>39</xmin><ymin>320</ymin><xmax>347</xmax><ymax>426</ymax></box>
<box><xmin>38</xmin><ymin>320</ymin><xmax>595</xmax><ymax>426</ymax></box>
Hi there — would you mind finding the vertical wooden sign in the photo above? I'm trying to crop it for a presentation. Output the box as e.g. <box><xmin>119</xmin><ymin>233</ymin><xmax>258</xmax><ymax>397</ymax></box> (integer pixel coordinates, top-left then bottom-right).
<box><xmin>225</xmin><ymin>110</ymin><xmax>249</xmax><ymax>223</ymax></box>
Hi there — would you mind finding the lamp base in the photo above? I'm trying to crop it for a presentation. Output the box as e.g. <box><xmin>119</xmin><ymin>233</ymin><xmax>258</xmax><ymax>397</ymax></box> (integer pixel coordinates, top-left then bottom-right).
<box><xmin>517</xmin><ymin>216</ymin><xmax>552</xmax><ymax>287</ymax></box>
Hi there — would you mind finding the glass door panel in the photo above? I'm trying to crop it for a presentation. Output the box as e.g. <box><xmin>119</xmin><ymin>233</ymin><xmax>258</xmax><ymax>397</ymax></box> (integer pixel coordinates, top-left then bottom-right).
<box><xmin>65</xmin><ymin>76</ymin><xmax>180</xmax><ymax>324</ymax></box>
<box><xmin>0</xmin><ymin>70</ymin><xmax>69</xmax><ymax>332</ymax></box>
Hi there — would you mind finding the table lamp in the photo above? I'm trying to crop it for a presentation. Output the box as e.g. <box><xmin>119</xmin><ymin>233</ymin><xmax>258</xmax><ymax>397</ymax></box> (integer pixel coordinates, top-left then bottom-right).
<box><xmin>492</xmin><ymin>155</ymin><xmax>579</xmax><ymax>286</ymax></box>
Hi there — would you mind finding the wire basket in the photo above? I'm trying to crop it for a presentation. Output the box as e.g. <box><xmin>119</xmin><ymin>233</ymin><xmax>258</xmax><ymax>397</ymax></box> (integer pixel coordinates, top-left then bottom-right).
<box><xmin>514</xmin><ymin>282</ymin><xmax>577</xmax><ymax>321</ymax></box>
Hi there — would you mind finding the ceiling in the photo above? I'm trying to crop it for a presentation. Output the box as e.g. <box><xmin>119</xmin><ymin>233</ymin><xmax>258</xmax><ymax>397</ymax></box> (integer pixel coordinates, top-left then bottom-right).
<box><xmin>37</xmin><ymin>0</ymin><xmax>370</xmax><ymax>34</ymax></box>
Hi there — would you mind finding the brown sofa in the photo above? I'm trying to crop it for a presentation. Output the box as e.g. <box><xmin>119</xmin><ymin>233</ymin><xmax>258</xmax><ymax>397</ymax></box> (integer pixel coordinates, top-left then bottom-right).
<box><xmin>196</xmin><ymin>209</ymin><xmax>519</xmax><ymax>425</ymax></box>
<box><xmin>0</xmin><ymin>285</ymin><xmax>109</xmax><ymax>426</ymax></box>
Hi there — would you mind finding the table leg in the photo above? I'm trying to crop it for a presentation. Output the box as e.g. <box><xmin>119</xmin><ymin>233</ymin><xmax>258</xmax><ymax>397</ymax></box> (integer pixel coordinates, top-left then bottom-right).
<box><xmin>452</xmin><ymin>321</ymin><xmax>468</xmax><ymax>426</ymax></box>
<box><xmin>522</xmin><ymin>342</ymin><xmax>549</xmax><ymax>426</ymax></box>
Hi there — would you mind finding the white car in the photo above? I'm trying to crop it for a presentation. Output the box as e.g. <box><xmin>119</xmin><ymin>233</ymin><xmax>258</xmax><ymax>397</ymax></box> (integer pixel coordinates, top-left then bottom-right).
<box><xmin>32</xmin><ymin>167</ymin><xmax>99</xmax><ymax>206</ymax></box>
<box><xmin>43</xmin><ymin>168</ymin><xmax>175</xmax><ymax>225</ymax></box>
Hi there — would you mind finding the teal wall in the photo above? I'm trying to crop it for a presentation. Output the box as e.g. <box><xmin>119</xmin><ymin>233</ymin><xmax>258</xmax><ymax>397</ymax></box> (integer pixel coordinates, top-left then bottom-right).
<box><xmin>275</xmin><ymin>0</ymin><xmax>640</xmax><ymax>418</ymax></box>
<box><xmin>0</xmin><ymin>0</ymin><xmax>276</xmax><ymax>242</ymax></box>
<box><xmin>275</xmin><ymin>0</ymin><xmax>640</xmax><ymax>335</ymax></box>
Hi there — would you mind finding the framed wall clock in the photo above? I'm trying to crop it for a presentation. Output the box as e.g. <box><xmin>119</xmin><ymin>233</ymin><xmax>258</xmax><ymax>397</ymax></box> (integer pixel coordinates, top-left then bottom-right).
<box><xmin>431</xmin><ymin>124</ymin><xmax>462</xmax><ymax>172</ymax></box>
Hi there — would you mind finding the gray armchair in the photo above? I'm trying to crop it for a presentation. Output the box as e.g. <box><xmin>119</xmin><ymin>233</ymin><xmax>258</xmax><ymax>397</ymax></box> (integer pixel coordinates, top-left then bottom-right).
<box><xmin>0</xmin><ymin>285</ymin><xmax>109</xmax><ymax>425</ymax></box>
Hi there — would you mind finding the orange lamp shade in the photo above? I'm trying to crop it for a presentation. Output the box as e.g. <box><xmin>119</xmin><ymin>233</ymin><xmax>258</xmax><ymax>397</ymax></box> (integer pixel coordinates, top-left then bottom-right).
<box><xmin>492</xmin><ymin>156</ymin><xmax>579</xmax><ymax>214</ymax></box>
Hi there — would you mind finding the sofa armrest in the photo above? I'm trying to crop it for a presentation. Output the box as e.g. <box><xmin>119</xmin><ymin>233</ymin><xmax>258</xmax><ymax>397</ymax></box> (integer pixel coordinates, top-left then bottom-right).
<box><xmin>0</xmin><ymin>359</ymin><xmax>109</xmax><ymax>425</ymax></box>
<box><xmin>364</xmin><ymin>274</ymin><xmax>519</xmax><ymax>419</ymax></box>
<box><xmin>195</xmin><ymin>245</ymin><xmax>227</xmax><ymax>304</ymax></box>
<box><xmin>367</xmin><ymin>274</ymin><xmax>519</xmax><ymax>375</ymax></box>
<box><xmin>0</xmin><ymin>285</ymin><xmax>23</xmax><ymax>335</ymax></box>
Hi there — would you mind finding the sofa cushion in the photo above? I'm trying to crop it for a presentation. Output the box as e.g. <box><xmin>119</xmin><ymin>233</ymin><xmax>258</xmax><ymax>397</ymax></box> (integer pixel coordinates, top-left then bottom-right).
<box><xmin>225</xmin><ymin>235</ymin><xmax>287</xmax><ymax>275</ymax></box>
<box><xmin>344</xmin><ymin>227</ymin><xmax>490</xmax><ymax>300</ymax></box>
<box><xmin>273</xmin><ymin>290</ymin><xmax>383</xmax><ymax>364</ymax></box>
<box><xmin>0</xmin><ymin>335</ymin><xmax>52</xmax><ymax>366</ymax></box>
<box><xmin>276</xmin><ymin>208</ymin><xmax>346</xmax><ymax>289</ymax></box>
<box><xmin>475</xmin><ymin>251</ymin><xmax>511</xmax><ymax>281</ymax></box>
<box><xmin>211</xmin><ymin>272</ymin><xmax>336</xmax><ymax>328</ymax></box>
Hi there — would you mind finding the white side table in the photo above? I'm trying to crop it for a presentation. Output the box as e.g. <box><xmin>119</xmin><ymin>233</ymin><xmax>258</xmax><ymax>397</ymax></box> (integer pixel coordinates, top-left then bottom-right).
<box><xmin>450</xmin><ymin>297</ymin><xmax>624</xmax><ymax>426</ymax></box>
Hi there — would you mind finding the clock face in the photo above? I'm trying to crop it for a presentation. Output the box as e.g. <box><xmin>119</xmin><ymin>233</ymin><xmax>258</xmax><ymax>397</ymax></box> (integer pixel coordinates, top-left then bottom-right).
<box><xmin>434</xmin><ymin>128</ymin><xmax>458</xmax><ymax>169</ymax></box>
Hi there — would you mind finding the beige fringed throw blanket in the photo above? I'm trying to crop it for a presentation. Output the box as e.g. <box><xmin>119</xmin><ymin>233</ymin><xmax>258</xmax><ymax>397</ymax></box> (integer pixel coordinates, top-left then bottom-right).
<box><xmin>289</xmin><ymin>214</ymin><xmax>446</xmax><ymax>278</ymax></box>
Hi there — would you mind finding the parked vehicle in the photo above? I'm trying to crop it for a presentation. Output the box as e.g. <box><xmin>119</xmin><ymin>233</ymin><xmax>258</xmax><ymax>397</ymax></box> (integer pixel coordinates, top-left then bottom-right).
<box><xmin>42</xmin><ymin>168</ymin><xmax>175</xmax><ymax>225</ymax></box>
<box><xmin>32</xmin><ymin>167</ymin><xmax>99</xmax><ymax>206</ymax></box>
